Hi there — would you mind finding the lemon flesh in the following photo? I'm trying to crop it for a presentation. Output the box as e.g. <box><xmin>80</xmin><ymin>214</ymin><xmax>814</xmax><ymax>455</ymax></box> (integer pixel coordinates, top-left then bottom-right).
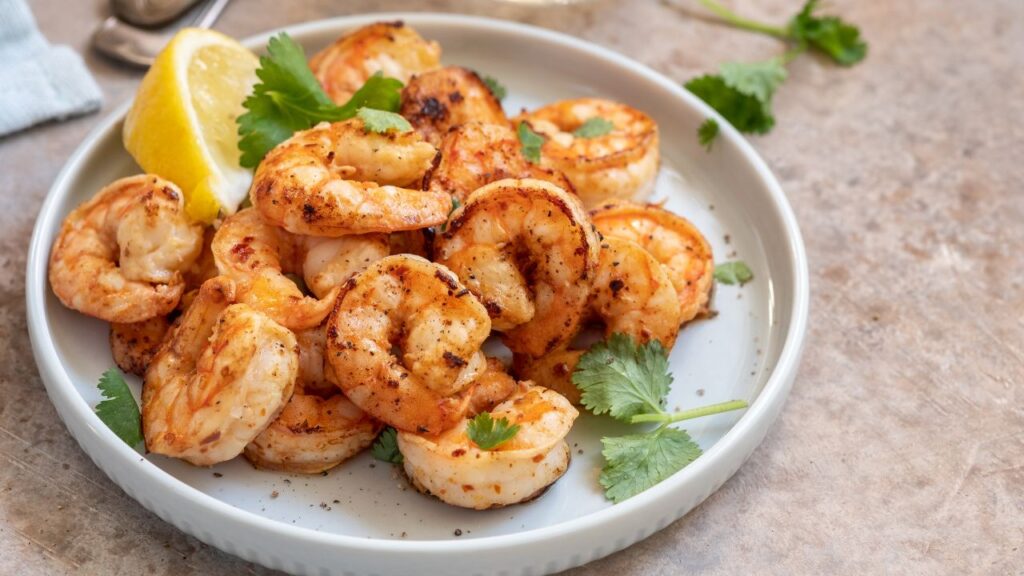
<box><xmin>124</xmin><ymin>29</ymin><xmax>258</xmax><ymax>223</ymax></box>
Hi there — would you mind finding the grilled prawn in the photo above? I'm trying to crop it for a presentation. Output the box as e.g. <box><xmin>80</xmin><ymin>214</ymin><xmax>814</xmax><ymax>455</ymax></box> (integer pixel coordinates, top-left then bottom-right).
<box><xmin>49</xmin><ymin>175</ymin><xmax>203</xmax><ymax>323</ymax></box>
<box><xmin>250</xmin><ymin>119</ymin><xmax>450</xmax><ymax>236</ymax></box>
<box><xmin>326</xmin><ymin>255</ymin><xmax>491</xmax><ymax>434</ymax></box>
<box><xmin>516</xmin><ymin>98</ymin><xmax>659</xmax><ymax>208</ymax></box>
<box><xmin>310</xmin><ymin>21</ymin><xmax>441</xmax><ymax>104</ymax></box>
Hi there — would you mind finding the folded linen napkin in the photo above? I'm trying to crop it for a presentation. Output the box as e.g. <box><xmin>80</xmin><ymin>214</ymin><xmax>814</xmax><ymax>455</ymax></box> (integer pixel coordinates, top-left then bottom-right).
<box><xmin>0</xmin><ymin>0</ymin><xmax>102</xmax><ymax>136</ymax></box>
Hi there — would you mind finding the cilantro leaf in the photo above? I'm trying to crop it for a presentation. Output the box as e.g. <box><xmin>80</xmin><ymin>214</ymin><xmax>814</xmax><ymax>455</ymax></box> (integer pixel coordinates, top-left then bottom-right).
<box><xmin>574</xmin><ymin>334</ymin><xmax>748</xmax><ymax>503</ymax></box>
<box><xmin>573</xmin><ymin>333</ymin><xmax>672</xmax><ymax>421</ymax></box>
<box><xmin>682</xmin><ymin>0</ymin><xmax>865</xmax><ymax>146</ymax></box>
<box><xmin>482</xmin><ymin>74</ymin><xmax>507</xmax><ymax>101</ymax></box>
<box><xmin>466</xmin><ymin>412</ymin><xmax>520</xmax><ymax>450</ymax></box>
<box><xmin>720</xmin><ymin>59</ymin><xmax>788</xmax><ymax>104</ymax></box>
<box><xmin>94</xmin><ymin>368</ymin><xmax>143</xmax><ymax>448</ymax></box>
<box><xmin>237</xmin><ymin>33</ymin><xmax>338</xmax><ymax>168</ymax></box>
<box><xmin>789</xmin><ymin>0</ymin><xmax>867</xmax><ymax>66</ymax></box>
<box><xmin>686</xmin><ymin>58</ymin><xmax>786</xmax><ymax>135</ymax></box>
<box><xmin>573</xmin><ymin>117</ymin><xmax>614</xmax><ymax>138</ymax></box>
<box><xmin>237</xmin><ymin>33</ymin><xmax>404</xmax><ymax>168</ymax></box>
<box><xmin>517</xmin><ymin>121</ymin><xmax>545</xmax><ymax>164</ymax></box>
<box><xmin>600</xmin><ymin>427</ymin><xmax>702</xmax><ymax>503</ymax></box>
<box><xmin>371</xmin><ymin>427</ymin><xmax>403</xmax><ymax>464</ymax></box>
<box><xmin>356</xmin><ymin>107</ymin><xmax>412</xmax><ymax>133</ymax></box>
<box><xmin>698</xmin><ymin>118</ymin><xmax>719</xmax><ymax>151</ymax></box>
<box><xmin>686</xmin><ymin>72</ymin><xmax>772</xmax><ymax>136</ymax></box>
<box><xmin>714</xmin><ymin>261</ymin><xmax>754</xmax><ymax>285</ymax></box>
<box><xmin>694</xmin><ymin>0</ymin><xmax>867</xmax><ymax>66</ymax></box>
<box><xmin>341</xmin><ymin>72</ymin><xmax>404</xmax><ymax>115</ymax></box>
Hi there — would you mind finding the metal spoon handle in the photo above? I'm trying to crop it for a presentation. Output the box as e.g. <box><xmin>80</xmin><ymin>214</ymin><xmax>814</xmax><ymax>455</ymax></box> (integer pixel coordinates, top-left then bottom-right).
<box><xmin>191</xmin><ymin>0</ymin><xmax>230</xmax><ymax>29</ymax></box>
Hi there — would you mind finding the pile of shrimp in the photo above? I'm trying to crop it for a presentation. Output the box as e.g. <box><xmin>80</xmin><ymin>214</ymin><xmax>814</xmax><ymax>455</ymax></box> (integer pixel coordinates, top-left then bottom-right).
<box><xmin>47</xmin><ymin>22</ymin><xmax>714</xmax><ymax>511</ymax></box>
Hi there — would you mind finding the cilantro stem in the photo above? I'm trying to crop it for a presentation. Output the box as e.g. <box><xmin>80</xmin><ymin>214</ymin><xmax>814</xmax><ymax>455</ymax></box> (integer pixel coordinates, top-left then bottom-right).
<box><xmin>695</xmin><ymin>0</ymin><xmax>789</xmax><ymax>39</ymax></box>
<box><xmin>630</xmin><ymin>399</ymin><xmax>749</xmax><ymax>425</ymax></box>
<box><xmin>779</xmin><ymin>44</ymin><xmax>807</xmax><ymax>65</ymax></box>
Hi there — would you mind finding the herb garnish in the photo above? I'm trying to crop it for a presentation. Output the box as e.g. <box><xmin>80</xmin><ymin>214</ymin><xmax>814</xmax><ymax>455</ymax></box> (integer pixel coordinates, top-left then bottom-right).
<box><xmin>237</xmin><ymin>33</ymin><xmax>405</xmax><ymax>168</ymax></box>
<box><xmin>685</xmin><ymin>54</ymin><xmax>790</xmax><ymax>139</ymax></box>
<box><xmin>482</xmin><ymin>74</ymin><xmax>507</xmax><ymax>101</ymax></box>
<box><xmin>371</xmin><ymin>427</ymin><xmax>404</xmax><ymax>464</ymax></box>
<box><xmin>356</xmin><ymin>107</ymin><xmax>412</xmax><ymax>133</ymax></box>
<box><xmin>573</xmin><ymin>117</ymin><xmax>615</xmax><ymax>138</ymax></box>
<box><xmin>713</xmin><ymin>260</ymin><xmax>753</xmax><ymax>285</ymax></box>
<box><xmin>466</xmin><ymin>412</ymin><xmax>520</xmax><ymax>450</ymax></box>
<box><xmin>573</xmin><ymin>334</ymin><xmax>748</xmax><ymax>502</ymax></box>
<box><xmin>684</xmin><ymin>0</ymin><xmax>867</xmax><ymax>148</ymax></box>
<box><xmin>517</xmin><ymin>121</ymin><xmax>545</xmax><ymax>164</ymax></box>
<box><xmin>95</xmin><ymin>368</ymin><xmax>143</xmax><ymax>448</ymax></box>
<box><xmin>697</xmin><ymin>119</ymin><xmax>719</xmax><ymax>151</ymax></box>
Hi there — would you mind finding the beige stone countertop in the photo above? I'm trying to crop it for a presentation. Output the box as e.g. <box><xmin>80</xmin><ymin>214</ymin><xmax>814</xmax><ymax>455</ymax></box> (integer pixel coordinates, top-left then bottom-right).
<box><xmin>2</xmin><ymin>0</ymin><xmax>1021</xmax><ymax>574</ymax></box>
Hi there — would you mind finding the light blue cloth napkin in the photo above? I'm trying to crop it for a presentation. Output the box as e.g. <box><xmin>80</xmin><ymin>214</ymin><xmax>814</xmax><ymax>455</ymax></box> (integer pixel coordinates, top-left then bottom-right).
<box><xmin>0</xmin><ymin>0</ymin><xmax>102</xmax><ymax>136</ymax></box>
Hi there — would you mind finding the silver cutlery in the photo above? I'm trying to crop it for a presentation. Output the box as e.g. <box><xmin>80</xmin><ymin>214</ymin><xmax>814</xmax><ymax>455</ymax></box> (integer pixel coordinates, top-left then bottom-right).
<box><xmin>92</xmin><ymin>0</ymin><xmax>231</xmax><ymax>67</ymax></box>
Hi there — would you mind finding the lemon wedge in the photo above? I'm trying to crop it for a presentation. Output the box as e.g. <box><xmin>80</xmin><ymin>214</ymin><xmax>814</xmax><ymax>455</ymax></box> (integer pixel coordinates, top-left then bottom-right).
<box><xmin>123</xmin><ymin>28</ymin><xmax>258</xmax><ymax>223</ymax></box>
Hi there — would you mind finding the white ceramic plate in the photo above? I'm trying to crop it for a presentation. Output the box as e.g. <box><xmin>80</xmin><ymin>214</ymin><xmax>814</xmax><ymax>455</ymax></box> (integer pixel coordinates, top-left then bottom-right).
<box><xmin>26</xmin><ymin>13</ymin><xmax>808</xmax><ymax>576</ymax></box>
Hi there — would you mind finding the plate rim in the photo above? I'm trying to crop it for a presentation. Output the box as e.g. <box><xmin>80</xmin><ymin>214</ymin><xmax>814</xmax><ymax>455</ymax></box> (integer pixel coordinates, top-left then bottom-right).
<box><xmin>25</xmin><ymin>11</ymin><xmax>809</xmax><ymax>557</ymax></box>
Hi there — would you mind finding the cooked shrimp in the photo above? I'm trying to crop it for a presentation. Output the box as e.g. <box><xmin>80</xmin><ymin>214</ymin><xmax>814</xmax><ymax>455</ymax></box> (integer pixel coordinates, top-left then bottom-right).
<box><xmin>516</xmin><ymin>98</ymin><xmax>659</xmax><ymax>208</ymax></box>
<box><xmin>400</xmin><ymin>67</ymin><xmax>507</xmax><ymax>146</ymax></box>
<box><xmin>109</xmin><ymin>316</ymin><xmax>171</xmax><ymax>377</ymax></box>
<box><xmin>398</xmin><ymin>383</ymin><xmax>578</xmax><ymax>510</ymax></box>
<box><xmin>292</xmin><ymin>323</ymin><xmax>336</xmax><ymax>397</ymax></box>
<box><xmin>245</xmin><ymin>391</ymin><xmax>380</xmax><ymax>474</ymax></box>
<box><xmin>213</xmin><ymin>208</ymin><xmax>339</xmax><ymax>330</ymax></box>
<box><xmin>245</xmin><ymin>324</ymin><xmax>380</xmax><ymax>473</ymax></box>
<box><xmin>513</xmin><ymin>236</ymin><xmax>682</xmax><ymax>403</ymax></box>
<box><xmin>434</xmin><ymin>179</ymin><xmax>600</xmax><ymax>358</ymax></box>
<box><xmin>49</xmin><ymin>175</ymin><xmax>204</xmax><ymax>323</ymax></box>
<box><xmin>302</xmin><ymin>234</ymin><xmax>390</xmax><ymax>299</ymax></box>
<box><xmin>142</xmin><ymin>277</ymin><xmax>299</xmax><ymax>466</ymax></box>
<box><xmin>513</xmin><ymin>350</ymin><xmax>583</xmax><ymax>405</ymax></box>
<box><xmin>467</xmin><ymin>358</ymin><xmax>518</xmax><ymax>415</ymax></box>
<box><xmin>425</xmin><ymin>121</ymin><xmax>574</xmax><ymax>204</ymax></box>
<box><xmin>326</xmin><ymin>255</ymin><xmax>491</xmax><ymax>434</ymax></box>
<box><xmin>310</xmin><ymin>21</ymin><xmax>441</xmax><ymax>104</ymax></box>
<box><xmin>590</xmin><ymin>201</ymin><xmax>714</xmax><ymax>322</ymax></box>
<box><xmin>590</xmin><ymin>236</ymin><xmax>682</xmax><ymax>347</ymax></box>
<box><xmin>243</xmin><ymin>391</ymin><xmax>380</xmax><ymax>473</ymax></box>
<box><xmin>250</xmin><ymin>119</ymin><xmax>451</xmax><ymax>236</ymax></box>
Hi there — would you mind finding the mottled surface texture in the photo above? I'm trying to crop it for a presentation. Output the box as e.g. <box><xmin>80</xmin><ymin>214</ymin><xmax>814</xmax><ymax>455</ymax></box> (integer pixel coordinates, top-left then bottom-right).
<box><xmin>2</xmin><ymin>0</ymin><xmax>1022</xmax><ymax>574</ymax></box>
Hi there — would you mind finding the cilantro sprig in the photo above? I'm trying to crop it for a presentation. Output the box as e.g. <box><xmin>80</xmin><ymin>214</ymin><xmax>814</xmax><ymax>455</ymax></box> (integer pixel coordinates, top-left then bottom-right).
<box><xmin>517</xmin><ymin>121</ymin><xmax>545</xmax><ymax>164</ymax></box>
<box><xmin>371</xmin><ymin>427</ymin><xmax>404</xmax><ymax>464</ymax></box>
<box><xmin>575</xmin><ymin>335</ymin><xmax>672</xmax><ymax>421</ymax></box>
<box><xmin>713</xmin><ymin>260</ymin><xmax>753</xmax><ymax>285</ymax></box>
<box><xmin>600</xmin><ymin>427</ymin><xmax>702</xmax><ymax>503</ymax></box>
<box><xmin>686</xmin><ymin>56</ymin><xmax>790</xmax><ymax>138</ymax></box>
<box><xmin>467</xmin><ymin>412</ymin><xmax>520</xmax><ymax>450</ymax></box>
<box><xmin>684</xmin><ymin>0</ymin><xmax>867</xmax><ymax>149</ymax></box>
<box><xmin>355</xmin><ymin>107</ymin><xmax>412</xmax><ymax>133</ymax></box>
<box><xmin>573</xmin><ymin>117</ymin><xmax>615</xmax><ymax>138</ymax></box>
<box><xmin>695</xmin><ymin>0</ymin><xmax>866</xmax><ymax>64</ymax></box>
<box><xmin>482</xmin><ymin>74</ymin><xmax>507</xmax><ymax>101</ymax></box>
<box><xmin>788</xmin><ymin>1</ymin><xmax>868</xmax><ymax>65</ymax></box>
<box><xmin>95</xmin><ymin>368</ymin><xmax>143</xmax><ymax>448</ymax></box>
<box><xmin>697</xmin><ymin>119</ymin><xmax>719</xmax><ymax>151</ymax></box>
<box><xmin>573</xmin><ymin>334</ymin><xmax>748</xmax><ymax>503</ymax></box>
<box><xmin>237</xmin><ymin>33</ymin><xmax>406</xmax><ymax>168</ymax></box>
